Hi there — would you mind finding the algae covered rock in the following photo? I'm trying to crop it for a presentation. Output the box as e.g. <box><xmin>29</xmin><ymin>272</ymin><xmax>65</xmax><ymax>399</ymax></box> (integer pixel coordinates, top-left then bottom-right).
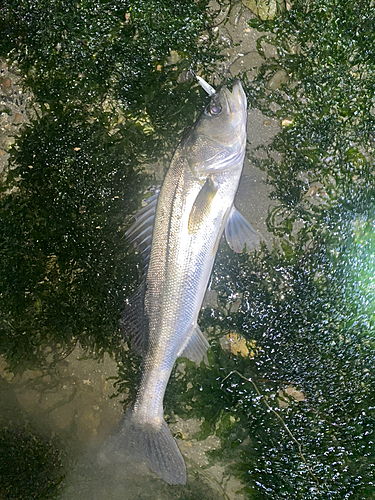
<box><xmin>242</xmin><ymin>0</ymin><xmax>285</xmax><ymax>20</ymax></box>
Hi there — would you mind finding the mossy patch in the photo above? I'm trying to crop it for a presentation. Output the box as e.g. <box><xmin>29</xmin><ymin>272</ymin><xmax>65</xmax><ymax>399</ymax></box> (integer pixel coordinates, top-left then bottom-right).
<box><xmin>0</xmin><ymin>425</ymin><xmax>68</xmax><ymax>500</ymax></box>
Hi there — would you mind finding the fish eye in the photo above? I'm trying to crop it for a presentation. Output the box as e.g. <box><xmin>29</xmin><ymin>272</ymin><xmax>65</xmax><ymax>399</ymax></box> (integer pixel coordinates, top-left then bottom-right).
<box><xmin>205</xmin><ymin>103</ymin><xmax>222</xmax><ymax>116</ymax></box>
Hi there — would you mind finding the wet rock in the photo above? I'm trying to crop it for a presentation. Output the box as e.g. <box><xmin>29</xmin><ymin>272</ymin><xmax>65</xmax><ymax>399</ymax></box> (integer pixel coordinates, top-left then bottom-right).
<box><xmin>242</xmin><ymin>0</ymin><xmax>284</xmax><ymax>20</ymax></box>
<box><xmin>21</xmin><ymin>368</ymin><xmax>44</xmax><ymax>380</ymax></box>
<box><xmin>225</xmin><ymin>332</ymin><xmax>249</xmax><ymax>356</ymax></box>
<box><xmin>221</xmin><ymin>332</ymin><xmax>260</xmax><ymax>358</ymax></box>
<box><xmin>177</xmin><ymin>69</ymin><xmax>195</xmax><ymax>84</ymax></box>
<box><xmin>281</xmin><ymin>118</ymin><xmax>293</xmax><ymax>127</ymax></box>
<box><xmin>39</xmin><ymin>391</ymin><xmax>68</xmax><ymax>412</ymax></box>
<box><xmin>261</xmin><ymin>41</ymin><xmax>278</xmax><ymax>60</ymax></box>
<box><xmin>167</xmin><ymin>49</ymin><xmax>180</xmax><ymax>65</ymax></box>
<box><xmin>0</xmin><ymin>61</ymin><xmax>33</xmax><ymax>173</ymax></box>
<box><xmin>16</xmin><ymin>389</ymin><xmax>41</xmax><ymax>410</ymax></box>
<box><xmin>50</xmin><ymin>404</ymin><xmax>76</xmax><ymax>430</ymax></box>
<box><xmin>0</xmin><ymin>377</ymin><xmax>25</xmax><ymax>426</ymax></box>
<box><xmin>56</xmin><ymin>360</ymin><xmax>70</xmax><ymax>376</ymax></box>
<box><xmin>0</xmin><ymin>355</ymin><xmax>14</xmax><ymax>382</ymax></box>
<box><xmin>1</xmin><ymin>77</ymin><xmax>11</xmax><ymax>88</ymax></box>
<box><xmin>278</xmin><ymin>385</ymin><xmax>305</xmax><ymax>408</ymax></box>
<box><xmin>13</xmin><ymin>113</ymin><xmax>22</xmax><ymax>124</ymax></box>
<box><xmin>267</xmin><ymin>69</ymin><xmax>288</xmax><ymax>90</ymax></box>
<box><xmin>41</xmin><ymin>374</ymin><xmax>52</xmax><ymax>384</ymax></box>
<box><xmin>229</xmin><ymin>51</ymin><xmax>265</xmax><ymax>77</ymax></box>
<box><xmin>228</xmin><ymin>2</ymin><xmax>244</xmax><ymax>28</ymax></box>
<box><xmin>285</xmin><ymin>385</ymin><xmax>305</xmax><ymax>402</ymax></box>
<box><xmin>75</xmin><ymin>408</ymin><xmax>101</xmax><ymax>441</ymax></box>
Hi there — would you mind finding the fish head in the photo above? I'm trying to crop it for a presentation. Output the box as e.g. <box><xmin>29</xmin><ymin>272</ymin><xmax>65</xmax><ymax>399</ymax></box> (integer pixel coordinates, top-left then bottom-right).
<box><xmin>186</xmin><ymin>80</ymin><xmax>248</xmax><ymax>175</ymax></box>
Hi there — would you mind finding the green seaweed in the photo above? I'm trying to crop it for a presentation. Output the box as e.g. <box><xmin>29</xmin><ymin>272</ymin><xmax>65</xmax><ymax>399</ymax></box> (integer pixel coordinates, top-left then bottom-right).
<box><xmin>0</xmin><ymin>425</ymin><xmax>68</xmax><ymax>500</ymax></box>
<box><xmin>0</xmin><ymin>108</ymin><xmax>145</xmax><ymax>368</ymax></box>
<box><xmin>246</xmin><ymin>0</ymin><xmax>375</xmax><ymax>241</ymax></box>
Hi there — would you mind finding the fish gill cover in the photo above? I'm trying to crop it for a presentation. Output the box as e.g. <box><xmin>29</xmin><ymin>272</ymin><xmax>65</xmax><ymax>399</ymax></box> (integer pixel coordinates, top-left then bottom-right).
<box><xmin>1</xmin><ymin>0</ymin><xmax>375</xmax><ymax>499</ymax></box>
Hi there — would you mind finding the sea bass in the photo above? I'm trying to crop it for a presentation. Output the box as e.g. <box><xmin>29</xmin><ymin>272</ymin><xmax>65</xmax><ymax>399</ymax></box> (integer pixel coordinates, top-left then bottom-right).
<box><xmin>99</xmin><ymin>77</ymin><xmax>259</xmax><ymax>484</ymax></box>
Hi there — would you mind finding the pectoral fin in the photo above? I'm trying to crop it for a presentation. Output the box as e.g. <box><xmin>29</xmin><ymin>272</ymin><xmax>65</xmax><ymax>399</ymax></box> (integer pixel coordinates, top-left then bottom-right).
<box><xmin>188</xmin><ymin>177</ymin><xmax>217</xmax><ymax>234</ymax></box>
<box><xmin>225</xmin><ymin>206</ymin><xmax>261</xmax><ymax>253</ymax></box>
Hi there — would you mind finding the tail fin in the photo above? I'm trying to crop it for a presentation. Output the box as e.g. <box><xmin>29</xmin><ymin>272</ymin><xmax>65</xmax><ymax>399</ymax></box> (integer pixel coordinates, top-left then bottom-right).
<box><xmin>98</xmin><ymin>409</ymin><xmax>186</xmax><ymax>485</ymax></box>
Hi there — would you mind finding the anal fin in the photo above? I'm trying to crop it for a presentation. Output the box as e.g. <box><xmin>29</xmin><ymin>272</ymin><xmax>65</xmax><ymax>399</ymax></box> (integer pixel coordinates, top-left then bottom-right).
<box><xmin>225</xmin><ymin>206</ymin><xmax>261</xmax><ymax>253</ymax></box>
<box><xmin>178</xmin><ymin>325</ymin><xmax>210</xmax><ymax>365</ymax></box>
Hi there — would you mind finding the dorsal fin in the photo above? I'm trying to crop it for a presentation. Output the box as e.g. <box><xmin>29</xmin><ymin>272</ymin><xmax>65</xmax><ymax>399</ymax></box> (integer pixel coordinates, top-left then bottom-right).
<box><xmin>126</xmin><ymin>190</ymin><xmax>159</xmax><ymax>268</ymax></box>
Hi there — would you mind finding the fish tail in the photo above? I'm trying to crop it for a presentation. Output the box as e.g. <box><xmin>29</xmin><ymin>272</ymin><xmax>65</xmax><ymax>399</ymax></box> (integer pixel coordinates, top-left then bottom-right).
<box><xmin>98</xmin><ymin>408</ymin><xmax>186</xmax><ymax>485</ymax></box>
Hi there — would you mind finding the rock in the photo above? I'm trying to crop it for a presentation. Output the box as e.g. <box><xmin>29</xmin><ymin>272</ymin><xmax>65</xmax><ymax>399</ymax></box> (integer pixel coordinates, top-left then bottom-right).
<box><xmin>167</xmin><ymin>49</ymin><xmax>180</xmax><ymax>65</ymax></box>
<box><xmin>39</xmin><ymin>391</ymin><xmax>67</xmax><ymax>411</ymax></box>
<box><xmin>75</xmin><ymin>408</ymin><xmax>101</xmax><ymax>442</ymax></box>
<box><xmin>278</xmin><ymin>385</ymin><xmax>305</xmax><ymax>408</ymax></box>
<box><xmin>228</xmin><ymin>332</ymin><xmax>249</xmax><ymax>356</ymax></box>
<box><xmin>16</xmin><ymin>389</ymin><xmax>41</xmax><ymax>410</ymax></box>
<box><xmin>50</xmin><ymin>404</ymin><xmax>76</xmax><ymax>430</ymax></box>
<box><xmin>0</xmin><ymin>355</ymin><xmax>14</xmax><ymax>382</ymax></box>
<box><xmin>282</xmin><ymin>118</ymin><xmax>293</xmax><ymax>127</ymax></box>
<box><xmin>262</xmin><ymin>42</ymin><xmax>278</xmax><ymax>60</ymax></box>
<box><xmin>242</xmin><ymin>0</ymin><xmax>285</xmax><ymax>20</ymax></box>
<box><xmin>1</xmin><ymin>77</ymin><xmax>11</xmax><ymax>88</ymax></box>
<box><xmin>21</xmin><ymin>369</ymin><xmax>44</xmax><ymax>381</ymax></box>
<box><xmin>13</xmin><ymin>113</ymin><xmax>22</xmax><ymax>124</ymax></box>
<box><xmin>229</xmin><ymin>51</ymin><xmax>265</xmax><ymax>77</ymax></box>
<box><xmin>267</xmin><ymin>69</ymin><xmax>288</xmax><ymax>90</ymax></box>
<box><xmin>221</xmin><ymin>333</ymin><xmax>261</xmax><ymax>358</ymax></box>
<box><xmin>228</xmin><ymin>2</ymin><xmax>243</xmax><ymax>27</ymax></box>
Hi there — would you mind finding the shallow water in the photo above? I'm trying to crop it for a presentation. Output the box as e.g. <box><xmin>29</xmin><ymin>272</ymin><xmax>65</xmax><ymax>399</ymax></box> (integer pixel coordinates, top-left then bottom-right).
<box><xmin>1</xmin><ymin>0</ymin><xmax>375</xmax><ymax>499</ymax></box>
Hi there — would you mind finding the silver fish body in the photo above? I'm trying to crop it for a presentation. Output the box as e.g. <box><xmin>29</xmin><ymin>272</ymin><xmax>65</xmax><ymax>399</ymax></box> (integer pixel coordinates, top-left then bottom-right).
<box><xmin>99</xmin><ymin>79</ymin><xmax>259</xmax><ymax>484</ymax></box>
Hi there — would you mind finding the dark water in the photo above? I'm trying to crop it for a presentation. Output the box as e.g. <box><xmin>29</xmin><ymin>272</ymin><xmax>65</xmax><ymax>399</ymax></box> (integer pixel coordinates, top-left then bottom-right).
<box><xmin>0</xmin><ymin>1</ymin><xmax>375</xmax><ymax>499</ymax></box>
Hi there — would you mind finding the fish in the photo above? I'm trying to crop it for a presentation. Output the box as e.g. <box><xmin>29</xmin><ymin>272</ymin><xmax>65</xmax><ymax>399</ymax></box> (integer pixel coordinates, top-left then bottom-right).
<box><xmin>98</xmin><ymin>76</ymin><xmax>260</xmax><ymax>485</ymax></box>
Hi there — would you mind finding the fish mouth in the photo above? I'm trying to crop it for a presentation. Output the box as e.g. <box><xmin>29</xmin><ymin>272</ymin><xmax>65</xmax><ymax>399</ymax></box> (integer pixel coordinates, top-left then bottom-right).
<box><xmin>194</xmin><ymin>72</ymin><xmax>247</xmax><ymax>115</ymax></box>
<box><xmin>232</xmin><ymin>79</ymin><xmax>247</xmax><ymax>110</ymax></box>
<box><xmin>220</xmin><ymin>80</ymin><xmax>247</xmax><ymax>115</ymax></box>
